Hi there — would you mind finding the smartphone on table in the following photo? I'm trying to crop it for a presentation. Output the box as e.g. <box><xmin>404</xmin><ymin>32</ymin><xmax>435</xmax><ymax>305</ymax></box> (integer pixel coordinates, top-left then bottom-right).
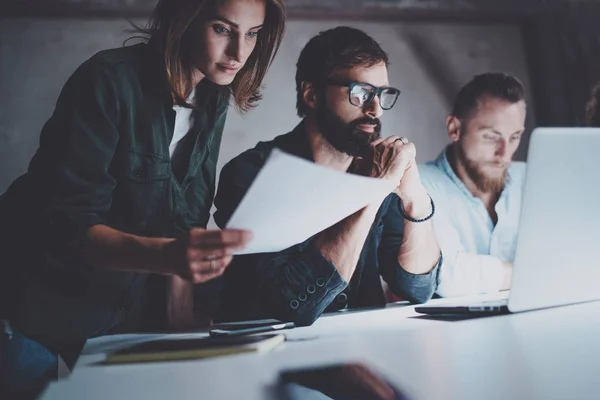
<box><xmin>209</xmin><ymin>320</ymin><xmax>295</xmax><ymax>337</ymax></box>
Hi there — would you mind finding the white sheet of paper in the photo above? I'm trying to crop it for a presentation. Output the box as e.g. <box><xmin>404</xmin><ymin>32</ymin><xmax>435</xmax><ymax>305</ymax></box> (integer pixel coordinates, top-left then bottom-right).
<box><xmin>226</xmin><ymin>149</ymin><xmax>397</xmax><ymax>254</ymax></box>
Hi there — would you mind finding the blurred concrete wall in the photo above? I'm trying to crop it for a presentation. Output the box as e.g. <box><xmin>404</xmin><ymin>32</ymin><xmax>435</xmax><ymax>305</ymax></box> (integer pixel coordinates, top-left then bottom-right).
<box><xmin>0</xmin><ymin>19</ymin><xmax>535</xmax><ymax>222</ymax></box>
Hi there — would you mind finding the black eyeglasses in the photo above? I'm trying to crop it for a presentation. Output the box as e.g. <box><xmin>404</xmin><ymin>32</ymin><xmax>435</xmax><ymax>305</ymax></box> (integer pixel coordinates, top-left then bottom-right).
<box><xmin>326</xmin><ymin>80</ymin><xmax>401</xmax><ymax>110</ymax></box>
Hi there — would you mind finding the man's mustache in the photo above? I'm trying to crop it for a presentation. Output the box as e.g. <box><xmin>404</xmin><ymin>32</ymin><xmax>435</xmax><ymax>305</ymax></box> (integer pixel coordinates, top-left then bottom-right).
<box><xmin>487</xmin><ymin>162</ymin><xmax>509</xmax><ymax>169</ymax></box>
<box><xmin>351</xmin><ymin>118</ymin><xmax>381</xmax><ymax>130</ymax></box>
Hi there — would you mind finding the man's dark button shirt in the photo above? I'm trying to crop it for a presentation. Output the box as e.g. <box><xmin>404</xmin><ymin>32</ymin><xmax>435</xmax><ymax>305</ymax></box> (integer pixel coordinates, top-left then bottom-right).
<box><xmin>213</xmin><ymin>122</ymin><xmax>441</xmax><ymax>326</ymax></box>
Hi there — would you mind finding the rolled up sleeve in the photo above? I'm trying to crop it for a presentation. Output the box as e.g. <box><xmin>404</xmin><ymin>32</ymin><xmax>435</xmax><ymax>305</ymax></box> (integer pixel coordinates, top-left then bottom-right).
<box><xmin>214</xmin><ymin>151</ymin><xmax>348</xmax><ymax>326</ymax></box>
<box><xmin>251</xmin><ymin>241</ymin><xmax>347</xmax><ymax>326</ymax></box>
<box><xmin>438</xmin><ymin>236</ymin><xmax>504</xmax><ymax>297</ymax></box>
<box><xmin>377</xmin><ymin>195</ymin><xmax>441</xmax><ymax>303</ymax></box>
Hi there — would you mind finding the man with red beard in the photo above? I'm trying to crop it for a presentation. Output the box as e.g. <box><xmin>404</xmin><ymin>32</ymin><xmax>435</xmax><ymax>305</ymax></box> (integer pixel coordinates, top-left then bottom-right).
<box><xmin>212</xmin><ymin>27</ymin><xmax>441</xmax><ymax>325</ymax></box>
<box><xmin>419</xmin><ymin>73</ymin><xmax>527</xmax><ymax>298</ymax></box>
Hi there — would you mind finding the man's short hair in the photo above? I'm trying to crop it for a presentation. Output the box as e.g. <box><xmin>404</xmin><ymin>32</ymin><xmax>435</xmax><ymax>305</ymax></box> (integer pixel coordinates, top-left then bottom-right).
<box><xmin>585</xmin><ymin>81</ymin><xmax>600</xmax><ymax>127</ymax></box>
<box><xmin>295</xmin><ymin>26</ymin><xmax>389</xmax><ymax>118</ymax></box>
<box><xmin>451</xmin><ymin>72</ymin><xmax>526</xmax><ymax>124</ymax></box>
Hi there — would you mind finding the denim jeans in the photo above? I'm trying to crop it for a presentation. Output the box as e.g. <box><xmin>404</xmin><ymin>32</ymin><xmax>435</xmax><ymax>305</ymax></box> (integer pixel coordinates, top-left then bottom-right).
<box><xmin>1</xmin><ymin>320</ymin><xmax>58</xmax><ymax>399</ymax></box>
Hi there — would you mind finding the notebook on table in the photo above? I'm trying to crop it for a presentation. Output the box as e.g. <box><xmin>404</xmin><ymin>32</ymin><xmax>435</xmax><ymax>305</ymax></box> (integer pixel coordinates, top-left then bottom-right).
<box><xmin>105</xmin><ymin>333</ymin><xmax>285</xmax><ymax>364</ymax></box>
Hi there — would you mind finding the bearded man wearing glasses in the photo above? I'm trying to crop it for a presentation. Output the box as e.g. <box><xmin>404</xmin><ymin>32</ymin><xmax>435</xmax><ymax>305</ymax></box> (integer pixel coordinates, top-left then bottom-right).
<box><xmin>213</xmin><ymin>26</ymin><xmax>442</xmax><ymax>326</ymax></box>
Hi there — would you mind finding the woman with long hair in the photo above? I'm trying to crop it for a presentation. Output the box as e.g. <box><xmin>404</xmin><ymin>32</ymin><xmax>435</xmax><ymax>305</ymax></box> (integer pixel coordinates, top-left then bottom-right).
<box><xmin>0</xmin><ymin>0</ymin><xmax>285</xmax><ymax>395</ymax></box>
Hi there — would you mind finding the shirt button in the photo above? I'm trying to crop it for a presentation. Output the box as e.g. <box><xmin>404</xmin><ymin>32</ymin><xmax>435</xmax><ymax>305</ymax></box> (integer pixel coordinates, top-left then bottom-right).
<box><xmin>298</xmin><ymin>293</ymin><xmax>307</xmax><ymax>301</ymax></box>
<box><xmin>316</xmin><ymin>278</ymin><xmax>325</xmax><ymax>287</ymax></box>
<box><xmin>290</xmin><ymin>300</ymin><xmax>299</xmax><ymax>309</ymax></box>
<box><xmin>307</xmin><ymin>285</ymin><xmax>316</xmax><ymax>294</ymax></box>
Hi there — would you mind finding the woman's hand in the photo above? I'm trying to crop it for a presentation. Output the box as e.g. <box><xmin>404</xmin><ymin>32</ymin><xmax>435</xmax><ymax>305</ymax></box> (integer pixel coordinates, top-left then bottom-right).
<box><xmin>165</xmin><ymin>228</ymin><xmax>253</xmax><ymax>283</ymax></box>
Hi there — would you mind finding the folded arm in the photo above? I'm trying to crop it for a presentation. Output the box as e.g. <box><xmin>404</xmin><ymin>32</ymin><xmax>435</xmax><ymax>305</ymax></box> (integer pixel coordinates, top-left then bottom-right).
<box><xmin>432</xmin><ymin>206</ymin><xmax>512</xmax><ymax>297</ymax></box>
<box><xmin>378</xmin><ymin>194</ymin><xmax>441</xmax><ymax>303</ymax></box>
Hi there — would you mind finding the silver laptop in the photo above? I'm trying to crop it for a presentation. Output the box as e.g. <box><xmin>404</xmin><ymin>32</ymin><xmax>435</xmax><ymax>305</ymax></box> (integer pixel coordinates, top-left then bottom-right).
<box><xmin>415</xmin><ymin>127</ymin><xmax>600</xmax><ymax>315</ymax></box>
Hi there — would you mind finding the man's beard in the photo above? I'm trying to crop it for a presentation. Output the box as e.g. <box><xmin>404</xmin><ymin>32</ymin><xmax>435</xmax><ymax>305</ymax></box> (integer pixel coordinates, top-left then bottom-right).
<box><xmin>456</xmin><ymin>142</ymin><xmax>508</xmax><ymax>193</ymax></box>
<box><xmin>315</xmin><ymin>103</ymin><xmax>381</xmax><ymax>157</ymax></box>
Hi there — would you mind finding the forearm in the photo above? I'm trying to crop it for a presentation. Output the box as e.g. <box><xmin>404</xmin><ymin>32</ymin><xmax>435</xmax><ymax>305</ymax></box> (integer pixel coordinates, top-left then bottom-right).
<box><xmin>436</xmin><ymin>252</ymin><xmax>511</xmax><ymax>297</ymax></box>
<box><xmin>83</xmin><ymin>226</ymin><xmax>197</xmax><ymax>328</ymax></box>
<box><xmin>82</xmin><ymin>224</ymin><xmax>175</xmax><ymax>274</ymax></box>
<box><xmin>315</xmin><ymin>204</ymin><xmax>380</xmax><ymax>282</ymax></box>
<box><xmin>398</xmin><ymin>192</ymin><xmax>441</xmax><ymax>275</ymax></box>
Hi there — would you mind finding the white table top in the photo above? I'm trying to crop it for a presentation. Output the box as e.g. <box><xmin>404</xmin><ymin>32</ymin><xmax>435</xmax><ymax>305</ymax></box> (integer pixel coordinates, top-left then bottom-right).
<box><xmin>41</xmin><ymin>293</ymin><xmax>600</xmax><ymax>400</ymax></box>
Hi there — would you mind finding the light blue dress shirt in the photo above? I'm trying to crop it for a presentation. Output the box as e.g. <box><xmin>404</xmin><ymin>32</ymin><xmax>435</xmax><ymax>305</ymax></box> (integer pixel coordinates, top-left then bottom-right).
<box><xmin>418</xmin><ymin>147</ymin><xmax>526</xmax><ymax>297</ymax></box>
